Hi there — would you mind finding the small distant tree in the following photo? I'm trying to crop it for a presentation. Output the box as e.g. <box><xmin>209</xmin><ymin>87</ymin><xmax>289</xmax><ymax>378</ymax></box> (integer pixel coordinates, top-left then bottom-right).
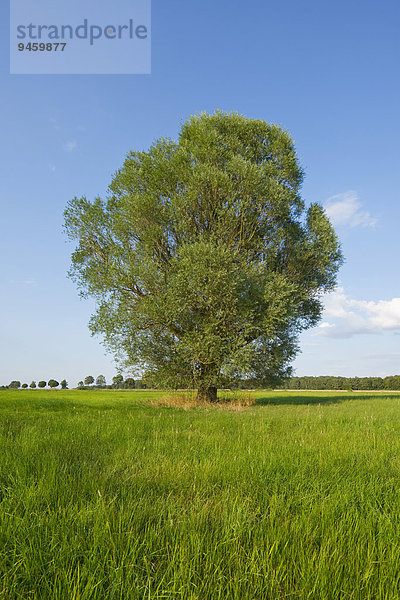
<box><xmin>84</xmin><ymin>375</ymin><xmax>94</xmax><ymax>386</ymax></box>
<box><xmin>78</xmin><ymin>381</ymin><xmax>84</xmax><ymax>387</ymax></box>
<box><xmin>38</xmin><ymin>381</ymin><xmax>46</xmax><ymax>388</ymax></box>
<box><xmin>96</xmin><ymin>374</ymin><xmax>106</xmax><ymax>387</ymax></box>
<box><xmin>60</xmin><ymin>379</ymin><xmax>68</xmax><ymax>389</ymax></box>
<box><xmin>124</xmin><ymin>377</ymin><xmax>135</xmax><ymax>389</ymax></box>
<box><xmin>30</xmin><ymin>381</ymin><xmax>36</xmax><ymax>388</ymax></box>
<box><xmin>9</xmin><ymin>381</ymin><xmax>21</xmax><ymax>389</ymax></box>
<box><xmin>112</xmin><ymin>374</ymin><xmax>124</xmax><ymax>388</ymax></box>
<box><xmin>48</xmin><ymin>379</ymin><xmax>59</xmax><ymax>388</ymax></box>
<box><xmin>22</xmin><ymin>383</ymin><xmax>28</xmax><ymax>388</ymax></box>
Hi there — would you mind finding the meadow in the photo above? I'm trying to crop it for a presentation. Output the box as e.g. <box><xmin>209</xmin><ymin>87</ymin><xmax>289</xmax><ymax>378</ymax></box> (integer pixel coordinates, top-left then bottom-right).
<box><xmin>2</xmin><ymin>389</ymin><xmax>400</xmax><ymax>599</ymax></box>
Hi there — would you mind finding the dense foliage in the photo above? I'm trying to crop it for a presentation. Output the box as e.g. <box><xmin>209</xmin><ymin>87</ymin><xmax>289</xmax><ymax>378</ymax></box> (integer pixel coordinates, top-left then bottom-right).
<box><xmin>279</xmin><ymin>375</ymin><xmax>400</xmax><ymax>390</ymax></box>
<box><xmin>64</xmin><ymin>112</ymin><xmax>342</xmax><ymax>401</ymax></box>
<box><xmin>95</xmin><ymin>375</ymin><xmax>106</xmax><ymax>387</ymax></box>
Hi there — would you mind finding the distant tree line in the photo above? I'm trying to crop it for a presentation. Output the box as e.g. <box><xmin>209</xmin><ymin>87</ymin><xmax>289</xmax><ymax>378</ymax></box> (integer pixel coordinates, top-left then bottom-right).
<box><xmin>3</xmin><ymin>380</ymin><xmax>68</xmax><ymax>390</ymax></box>
<box><xmin>1</xmin><ymin>375</ymin><xmax>149</xmax><ymax>390</ymax></box>
<box><xmin>76</xmin><ymin>375</ymin><xmax>147</xmax><ymax>389</ymax></box>
<box><xmin>4</xmin><ymin>375</ymin><xmax>400</xmax><ymax>391</ymax></box>
<box><xmin>277</xmin><ymin>376</ymin><xmax>400</xmax><ymax>390</ymax></box>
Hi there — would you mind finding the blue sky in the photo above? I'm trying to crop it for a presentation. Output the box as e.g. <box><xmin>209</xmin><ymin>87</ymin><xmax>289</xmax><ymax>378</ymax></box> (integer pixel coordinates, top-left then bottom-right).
<box><xmin>1</xmin><ymin>0</ymin><xmax>400</xmax><ymax>386</ymax></box>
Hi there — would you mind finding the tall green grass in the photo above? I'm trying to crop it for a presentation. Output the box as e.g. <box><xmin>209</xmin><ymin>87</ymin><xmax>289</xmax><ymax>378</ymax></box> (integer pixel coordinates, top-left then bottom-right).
<box><xmin>2</xmin><ymin>389</ymin><xmax>400</xmax><ymax>599</ymax></box>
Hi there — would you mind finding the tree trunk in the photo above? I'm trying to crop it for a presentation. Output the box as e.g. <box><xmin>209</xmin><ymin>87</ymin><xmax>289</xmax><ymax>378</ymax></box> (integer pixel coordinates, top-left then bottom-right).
<box><xmin>197</xmin><ymin>385</ymin><xmax>218</xmax><ymax>403</ymax></box>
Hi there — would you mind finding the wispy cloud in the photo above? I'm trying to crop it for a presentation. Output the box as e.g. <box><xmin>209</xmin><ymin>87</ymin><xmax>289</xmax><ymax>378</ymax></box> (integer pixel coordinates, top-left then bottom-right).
<box><xmin>62</xmin><ymin>140</ymin><xmax>77</xmax><ymax>152</ymax></box>
<box><xmin>49</xmin><ymin>117</ymin><xmax>60</xmax><ymax>131</ymax></box>
<box><xmin>363</xmin><ymin>352</ymin><xmax>400</xmax><ymax>361</ymax></box>
<box><xmin>315</xmin><ymin>288</ymin><xmax>400</xmax><ymax>338</ymax></box>
<box><xmin>324</xmin><ymin>191</ymin><xmax>377</xmax><ymax>228</ymax></box>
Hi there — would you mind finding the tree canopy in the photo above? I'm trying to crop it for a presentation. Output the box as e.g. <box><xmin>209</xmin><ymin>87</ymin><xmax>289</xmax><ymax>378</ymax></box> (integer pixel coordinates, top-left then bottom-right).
<box><xmin>96</xmin><ymin>374</ymin><xmax>106</xmax><ymax>387</ymax></box>
<box><xmin>64</xmin><ymin>111</ymin><xmax>342</xmax><ymax>401</ymax></box>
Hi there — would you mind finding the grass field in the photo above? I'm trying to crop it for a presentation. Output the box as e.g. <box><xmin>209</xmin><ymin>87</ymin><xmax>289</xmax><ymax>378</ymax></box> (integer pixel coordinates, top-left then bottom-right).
<box><xmin>2</xmin><ymin>389</ymin><xmax>400</xmax><ymax>599</ymax></box>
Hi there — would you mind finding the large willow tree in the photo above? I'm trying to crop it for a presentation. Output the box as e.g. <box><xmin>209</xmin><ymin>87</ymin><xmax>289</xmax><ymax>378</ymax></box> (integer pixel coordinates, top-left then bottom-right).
<box><xmin>64</xmin><ymin>112</ymin><xmax>342</xmax><ymax>401</ymax></box>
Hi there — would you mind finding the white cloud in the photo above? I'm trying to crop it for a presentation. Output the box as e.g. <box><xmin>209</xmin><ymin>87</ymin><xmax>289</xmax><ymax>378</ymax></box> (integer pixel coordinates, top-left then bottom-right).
<box><xmin>361</xmin><ymin>298</ymin><xmax>400</xmax><ymax>330</ymax></box>
<box><xmin>62</xmin><ymin>140</ymin><xmax>77</xmax><ymax>152</ymax></box>
<box><xmin>318</xmin><ymin>322</ymin><xmax>334</xmax><ymax>329</ymax></box>
<box><xmin>315</xmin><ymin>287</ymin><xmax>400</xmax><ymax>338</ymax></box>
<box><xmin>324</xmin><ymin>191</ymin><xmax>377</xmax><ymax>228</ymax></box>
